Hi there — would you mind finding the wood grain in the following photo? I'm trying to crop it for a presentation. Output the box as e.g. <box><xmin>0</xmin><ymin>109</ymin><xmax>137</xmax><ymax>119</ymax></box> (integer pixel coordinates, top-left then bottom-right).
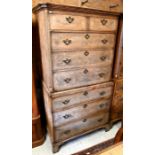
<box><xmin>52</xmin><ymin>84</ymin><xmax>113</xmax><ymax>111</ymax></box>
<box><xmin>55</xmin><ymin>112</ymin><xmax>109</xmax><ymax>141</ymax></box>
<box><xmin>52</xmin><ymin>49</ymin><xmax>114</xmax><ymax>70</ymax></box>
<box><xmin>51</xmin><ymin>32</ymin><xmax>116</xmax><ymax>51</ymax></box>
<box><xmin>53</xmin><ymin>98</ymin><xmax>111</xmax><ymax>127</ymax></box>
<box><xmin>49</xmin><ymin>14</ymin><xmax>87</xmax><ymax>30</ymax></box>
<box><xmin>53</xmin><ymin>65</ymin><xmax>112</xmax><ymax>91</ymax></box>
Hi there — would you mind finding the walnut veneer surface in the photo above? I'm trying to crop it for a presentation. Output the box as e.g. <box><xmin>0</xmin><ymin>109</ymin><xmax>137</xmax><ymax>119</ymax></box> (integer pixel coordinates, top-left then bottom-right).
<box><xmin>33</xmin><ymin>1</ymin><xmax>123</xmax><ymax>152</ymax></box>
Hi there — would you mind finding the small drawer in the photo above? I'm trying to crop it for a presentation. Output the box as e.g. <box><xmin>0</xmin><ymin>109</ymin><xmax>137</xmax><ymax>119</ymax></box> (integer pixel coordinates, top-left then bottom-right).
<box><xmin>89</xmin><ymin>16</ymin><xmax>118</xmax><ymax>31</ymax></box>
<box><xmin>53</xmin><ymin>65</ymin><xmax>112</xmax><ymax>91</ymax></box>
<box><xmin>53</xmin><ymin>49</ymin><xmax>114</xmax><ymax>70</ymax></box>
<box><xmin>52</xmin><ymin>83</ymin><xmax>113</xmax><ymax>111</ymax></box>
<box><xmin>53</xmin><ymin>99</ymin><xmax>111</xmax><ymax>127</ymax></box>
<box><xmin>55</xmin><ymin>112</ymin><xmax>109</xmax><ymax>142</ymax></box>
<box><xmin>49</xmin><ymin>14</ymin><xmax>87</xmax><ymax>31</ymax></box>
<box><xmin>51</xmin><ymin>32</ymin><xmax>116</xmax><ymax>51</ymax></box>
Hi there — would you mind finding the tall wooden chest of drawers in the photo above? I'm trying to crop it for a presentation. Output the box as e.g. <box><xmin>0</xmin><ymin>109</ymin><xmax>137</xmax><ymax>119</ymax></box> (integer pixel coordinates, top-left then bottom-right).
<box><xmin>33</xmin><ymin>1</ymin><xmax>123</xmax><ymax>152</ymax></box>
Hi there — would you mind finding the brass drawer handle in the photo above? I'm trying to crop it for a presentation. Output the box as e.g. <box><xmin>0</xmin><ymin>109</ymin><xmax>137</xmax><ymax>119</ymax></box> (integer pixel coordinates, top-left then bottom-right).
<box><xmin>83</xmin><ymin>118</ymin><xmax>87</xmax><ymax>122</ymax></box>
<box><xmin>63</xmin><ymin>39</ymin><xmax>72</xmax><ymax>45</ymax></box>
<box><xmin>83</xmin><ymin>104</ymin><xmax>88</xmax><ymax>108</ymax></box>
<box><xmin>101</xmin><ymin>39</ymin><xmax>108</xmax><ymax>44</ymax></box>
<box><xmin>64</xmin><ymin>78</ymin><xmax>71</xmax><ymax>83</ymax></box>
<box><xmin>83</xmin><ymin>69</ymin><xmax>88</xmax><ymax>74</ymax></box>
<box><xmin>100</xmin><ymin>91</ymin><xmax>106</xmax><ymax>96</ymax></box>
<box><xmin>63</xmin><ymin>114</ymin><xmax>72</xmax><ymax>119</ymax></box>
<box><xmin>84</xmin><ymin>51</ymin><xmax>89</xmax><ymax>56</ymax></box>
<box><xmin>63</xmin><ymin>58</ymin><xmax>71</xmax><ymax>64</ymax></box>
<box><xmin>100</xmin><ymin>56</ymin><xmax>106</xmax><ymax>61</ymax></box>
<box><xmin>64</xmin><ymin>130</ymin><xmax>71</xmax><ymax>134</ymax></box>
<box><xmin>98</xmin><ymin>73</ymin><xmax>105</xmax><ymax>78</ymax></box>
<box><xmin>85</xmin><ymin>34</ymin><xmax>90</xmax><ymax>39</ymax></box>
<box><xmin>81</xmin><ymin>0</ymin><xmax>88</xmax><ymax>5</ymax></box>
<box><xmin>83</xmin><ymin>91</ymin><xmax>88</xmax><ymax>96</ymax></box>
<box><xmin>98</xmin><ymin>118</ymin><xmax>103</xmax><ymax>122</ymax></box>
<box><xmin>101</xmin><ymin>19</ymin><xmax>108</xmax><ymax>25</ymax></box>
<box><xmin>109</xmin><ymin>3</ymin><xmax>119</xmax><ymax>8</ymax></box>
<box><xmin>62</xmin><ymin>99</ymin><xmax>70</xmax><ymax>105</ymax></box>
<box><xmin>66</xmin><ymin>16</ymin><xmax>74</xmax><ymax>23</ymax></box>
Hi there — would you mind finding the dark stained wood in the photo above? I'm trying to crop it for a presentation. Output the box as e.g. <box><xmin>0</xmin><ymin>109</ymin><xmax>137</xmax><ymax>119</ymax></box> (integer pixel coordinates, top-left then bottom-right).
<box><xmin>32</xmin><ymin>69</ymin><xmax>45</xmax><ymax>147</ymax></box>
<box><xmin>114</xmin><ymin>127</ymin><xmax>123</xmax><ymax>144</ymax></box>
<box><xmin>113</xmin><ymin>15</ymin><xmax>123</xmax><ymax>79</ymax></box>
<box><xmin>110</xmin><ymin>79</ymin><xmax>123</xmax><ymax>121</ymax></box>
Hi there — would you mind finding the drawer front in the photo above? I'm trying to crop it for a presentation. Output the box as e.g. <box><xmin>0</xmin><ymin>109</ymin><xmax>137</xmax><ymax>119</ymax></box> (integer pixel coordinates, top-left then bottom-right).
<box><xmin>55</xmin><ymin>112</ymin><xmax>109</xmax><ymax>142</ymax></box>
<box><xmin>53</xmin><ymin>49</ymin><xmax>114</xmax><ymax>70</ymax></box>
<box><xmin>53</xmin><ymin>99</ymin><xmax>111</xmax><ymax>127</ymax></box>
<box><xmin>49</xmin><ymin>14</ymin><xmax>87</xmax><ymax>30</ymax></box>
<box><xmin>80</xmin><ymin>0</ymin><xmax>123</xmax><ymax>13</ymax></box>
<box><xmin>89</xmin><ymin>16</ymin><xmax>118</xmax><ymax>31</ymax></box>
<box><xmin>51</xmin><ymin>33</ymin><xmax>116</xmax><ymax>50</ymax></box>
<box><xmin>53</xmin><ymin>66</ymin><xmax>112</xmax><ymax>91</ymax></box>
<box><xmin>53</xmin><ymin>84</ymin><xmax>113</xmax><ymax>111</ymax></box>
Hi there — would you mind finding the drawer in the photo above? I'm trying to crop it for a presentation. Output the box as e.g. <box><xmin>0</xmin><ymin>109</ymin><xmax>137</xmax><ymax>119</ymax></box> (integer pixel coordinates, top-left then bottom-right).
<box><xmin>55</xmin><ymin>112</ymin><xmax>109</xmax><ymax>142</ymax></box>
<box><xmin>53</xmin><ymin>49</ymin><xmax>114</xmax><ymax>70</ymax></box>
<box><xmin>52</xmin><ymin>83</ymin><xmax>113</xmax><ymax>111</ymax></box>
<box><xmin>53</xmin><ymin>65</ymin><xmax>112</xmax><ymax>91</ymax></box>
<box><xmin>51</xmin><ymin>32</ymin><xmax>116</xmax><ymax>50</ymax></box>
<box><xmin>53</xmin><ymin>98</ymin><xmax>111</xmax><ymax>127</ymax></box>
<box><xmin>80</xmin><ymin>0</ymin><xmax>123</xmax><ymax>13</ymax></box>
<box><xmin>89</xmin><ymin>16</ymin><xmax>118</xmax><ymax>31</ymax></box>
<box><xmin>49</xmin><ymin>14</ymin><xmax>87</xmax><ymax>31</ymax></box>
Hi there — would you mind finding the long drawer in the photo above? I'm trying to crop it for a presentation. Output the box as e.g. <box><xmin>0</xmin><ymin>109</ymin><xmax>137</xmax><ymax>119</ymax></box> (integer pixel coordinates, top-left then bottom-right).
<box><xmin>52</xmin><ymin>49</ymin><xmax>114</xmax><ymax>70</ymax></box>
<box><xmin>53</xmin><ymin>98</ymin><xmax>111</xmax><ymax>127</ymax></box>
<box><xmin>53</xmin><ymin>65</ymin><xmax>112</xmax><ymax>91</ymax></box>
<box><xmin>51</xmin><ymin>32</ymin><xmax>116</xmax><ymax>50</ymax></box>
<box><xmin>52</xmin><ymin>82</ymin><xmax>113</xmax><ymax>111</ymax></box>
<box><xmin>55</xmin><ymin>111</ymin><xmax>109</xmax><ymax>142</ymax></box>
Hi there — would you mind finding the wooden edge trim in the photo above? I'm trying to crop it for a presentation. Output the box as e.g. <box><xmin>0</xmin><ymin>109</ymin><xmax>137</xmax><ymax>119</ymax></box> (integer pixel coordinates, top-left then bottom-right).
<box><xmin>32</xmin><ymin>3</ymin><xmax>122</xmax><ymax>16</ymax></box>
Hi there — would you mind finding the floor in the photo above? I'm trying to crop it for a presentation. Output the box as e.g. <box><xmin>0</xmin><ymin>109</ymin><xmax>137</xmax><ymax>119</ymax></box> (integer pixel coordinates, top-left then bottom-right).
<box><xmin>32</xmin><ymin>122</ymin><xmax>121</xmax><ymax>155</ymax></box>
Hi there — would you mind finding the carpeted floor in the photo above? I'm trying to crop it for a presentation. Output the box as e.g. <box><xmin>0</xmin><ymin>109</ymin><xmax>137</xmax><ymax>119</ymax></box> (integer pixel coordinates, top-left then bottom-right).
<box><xmin>32</xmin><ymin>122</ymin><xmax>121</xmax><ymax>155</ymax></box>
